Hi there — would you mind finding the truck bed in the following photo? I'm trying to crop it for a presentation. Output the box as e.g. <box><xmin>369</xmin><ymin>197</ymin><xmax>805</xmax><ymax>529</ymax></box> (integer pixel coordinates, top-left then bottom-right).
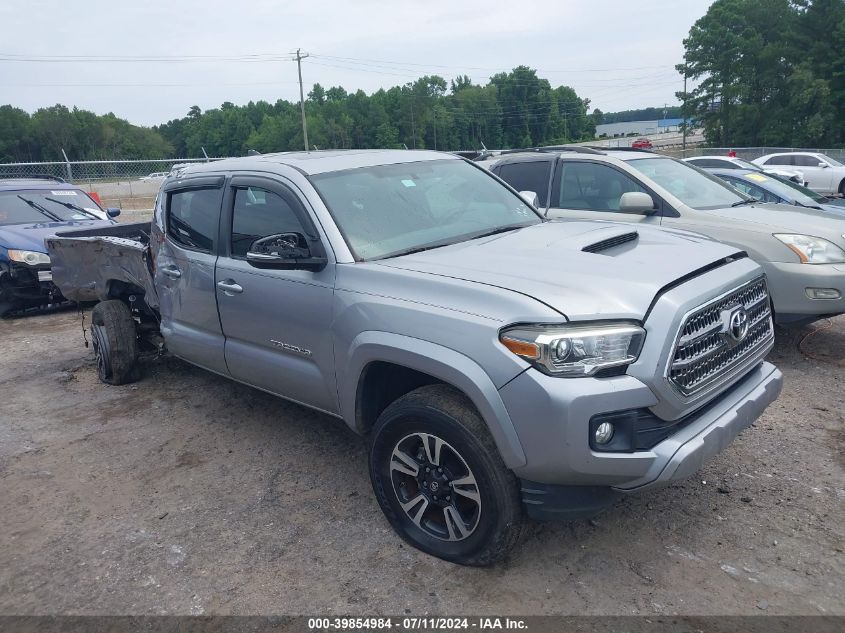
<box><xmin>45</xmin><ymin>222</ymin><xmax>159</xmax><ymax>309</ymax></box>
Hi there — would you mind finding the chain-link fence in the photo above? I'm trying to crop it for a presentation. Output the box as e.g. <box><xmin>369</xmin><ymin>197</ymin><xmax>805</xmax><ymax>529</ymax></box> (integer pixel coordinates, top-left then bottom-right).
<box><xmin>660</xmin><ymin>146</ymin><xmax>845</xmax><ymax>162</ymax></box>
<box><xmin>0</xmin><ymin>158</ymin><xmax>229</xmax><ymax>217</ymax></box>
<box><xmin>3</xmin><ymin>149</ymin><xmax>844</xmax><ymax>215</ymax></box>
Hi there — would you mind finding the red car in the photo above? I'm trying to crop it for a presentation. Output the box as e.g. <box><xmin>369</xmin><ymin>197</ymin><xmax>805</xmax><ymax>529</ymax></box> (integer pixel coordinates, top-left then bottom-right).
<box><xmin>631</xmin><ymin>137</ymin><xmax>653</xmax><ymax>149</ymax></box>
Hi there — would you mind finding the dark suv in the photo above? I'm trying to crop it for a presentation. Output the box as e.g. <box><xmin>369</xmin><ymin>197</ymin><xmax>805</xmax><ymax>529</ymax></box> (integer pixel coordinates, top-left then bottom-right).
<box><xmin>0</xmin><ymin>176</ymin><xmax>119</xmax><ymax>316</ymax></box>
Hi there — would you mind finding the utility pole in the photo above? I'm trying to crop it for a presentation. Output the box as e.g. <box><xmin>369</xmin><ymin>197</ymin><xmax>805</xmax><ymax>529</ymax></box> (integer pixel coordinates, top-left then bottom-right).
<box><xmin>433</xmin><ymin>107</ymin><xmax>437</xmax><ymax>151</ymax></box>
<box><xmin>410</xmin><ymin>100</ymin><xmax>416</xmax><ymax>149</ymax></box>
<box><xmin>682</xmin><ymin>59</ymin><xmax>688</xmax><ymax>154</ymax></box>
<box><xmin>294</xmin><ymin>48</ymin><xmax>310</xmax><ymax>152</ymax></box>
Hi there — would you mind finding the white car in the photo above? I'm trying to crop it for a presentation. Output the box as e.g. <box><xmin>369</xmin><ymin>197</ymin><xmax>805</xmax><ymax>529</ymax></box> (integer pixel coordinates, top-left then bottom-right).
<box><xmin>753</xmin><ymin>152</ymin><xmax>845</xmax><ymax>196</ymax></box>
<box><xmin>139</xmin><ymin>172</ymin><xmax>168</xmax><ymax>181</ymax></box>
<box><xmin>684</xmin><ymin>155</ymin><xmax>805</xmax><ymax>185</ymax></box>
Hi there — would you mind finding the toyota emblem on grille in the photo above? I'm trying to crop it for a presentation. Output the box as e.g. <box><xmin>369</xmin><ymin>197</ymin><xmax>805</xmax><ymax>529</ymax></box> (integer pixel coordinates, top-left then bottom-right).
<box><xmin>726</xmin><ymin>306</ymin><xmax>750</xmax><ymax>343</ymax></box>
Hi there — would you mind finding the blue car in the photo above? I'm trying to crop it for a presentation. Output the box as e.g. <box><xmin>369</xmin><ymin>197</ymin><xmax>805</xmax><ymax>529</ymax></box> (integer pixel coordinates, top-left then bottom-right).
<box><xmin>710</xmin><ymin>168</ymin><xmax>845</xmax><ymax>216</ymax></box>
<box><xmin>0</xmin><ymin>176</ymin><xmax>120</xmax><ymax>317</ymax></box>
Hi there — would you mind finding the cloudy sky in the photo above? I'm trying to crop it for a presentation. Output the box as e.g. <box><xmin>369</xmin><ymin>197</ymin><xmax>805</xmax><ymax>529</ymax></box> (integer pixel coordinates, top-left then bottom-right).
<box><xmin>0</xmin><ymin>0</ymin><xmax>713</xmax><ymax>127</ymax></box>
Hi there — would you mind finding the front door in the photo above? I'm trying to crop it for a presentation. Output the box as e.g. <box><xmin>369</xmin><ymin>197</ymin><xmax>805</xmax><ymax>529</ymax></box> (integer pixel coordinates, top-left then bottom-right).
<box><xmin>215</xmin><ymin>176</ymin><xmax>338</xmax><ymax>413</ymax></box>
<box><xmin>546</xmin><ymin>160</ymin><xmax>662</xmax><ymax>226</ymax></box>
<box><xmin>156</xmin><ymin>178</ymin><xmax>228</xmax><ymax>374</ymax></box>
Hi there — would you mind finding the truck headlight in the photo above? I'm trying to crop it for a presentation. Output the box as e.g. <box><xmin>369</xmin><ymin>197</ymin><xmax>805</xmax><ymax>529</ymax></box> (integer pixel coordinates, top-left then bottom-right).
<box><xmin>8</xmin><ymin>250</ymin><xmax>51</xmax><ymax>266</ymax></box>
<box><xmin>500</xmin><ymin>322</ymin><xmax>646</xmax><ymax>377</ymax></box>
<box><xmin>774</xmin><ymin>234</ymin><xmax>845</xmax><ymax>264</ymax></box>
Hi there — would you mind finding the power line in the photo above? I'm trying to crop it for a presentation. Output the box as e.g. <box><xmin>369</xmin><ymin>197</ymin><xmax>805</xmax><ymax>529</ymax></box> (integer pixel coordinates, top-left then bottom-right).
<box><xmin>310</xmin><ymin>53</ymin><xmax>676</xmax><ymax>74</ymax></box>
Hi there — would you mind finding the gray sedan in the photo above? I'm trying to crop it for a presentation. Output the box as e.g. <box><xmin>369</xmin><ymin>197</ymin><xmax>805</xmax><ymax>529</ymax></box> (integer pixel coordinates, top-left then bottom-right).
<box><xmin>489</xmin><ymin>148</ymin><xmax>845</xmax><ymax>324</ymax></box>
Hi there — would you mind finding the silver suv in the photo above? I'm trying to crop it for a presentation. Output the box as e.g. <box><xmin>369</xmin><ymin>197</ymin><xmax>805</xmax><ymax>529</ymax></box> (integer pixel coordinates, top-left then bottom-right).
<box><xmin>46</xmin><ymin>150</ymin><xmax>782</xmax><ymax>565</ymax></box>
<box><xmin>490</xmin><ymin>148</ymin><xmax>845</xmax><ymax>324</ymax></box>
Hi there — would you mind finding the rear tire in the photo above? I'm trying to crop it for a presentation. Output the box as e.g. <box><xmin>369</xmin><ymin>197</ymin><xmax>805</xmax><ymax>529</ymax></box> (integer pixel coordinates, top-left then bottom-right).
<box><xmin>90</xmin><ymin>300</ymin><xmax>139</xmax><ymax>385</ymax></box>
<box><xmin>838</xmin><ymin>179</ymin><xmax>845</xmax><ymax>197</ymax></box>
<box><xmin>368</xmin><ymin>384</ymin><xmax>523</xmax><ymax>566</ymax></box>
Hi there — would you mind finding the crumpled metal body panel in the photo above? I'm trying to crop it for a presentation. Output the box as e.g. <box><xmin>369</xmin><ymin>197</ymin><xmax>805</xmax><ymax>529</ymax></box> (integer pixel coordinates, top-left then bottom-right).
<box><xmin>44</xmin><ymin>222</ymin><xmax>159</xmax><ymax>309</ymax></box>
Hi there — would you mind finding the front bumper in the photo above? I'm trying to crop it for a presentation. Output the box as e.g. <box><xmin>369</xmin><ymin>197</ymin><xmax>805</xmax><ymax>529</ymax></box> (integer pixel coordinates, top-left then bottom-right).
<box><xmin>499</xmin><ymin>361</ymin><xmax>782</xmax><ymax>490</ymax></box>
<box><xmin>0</xmin><ymin>262</ymin><xmax>62</xmax><ymax>311</ymax></box>
<box><xmin>763</xmin><ymin>261</ymin><xmax>845</xmax><ymax>321</ymax></box>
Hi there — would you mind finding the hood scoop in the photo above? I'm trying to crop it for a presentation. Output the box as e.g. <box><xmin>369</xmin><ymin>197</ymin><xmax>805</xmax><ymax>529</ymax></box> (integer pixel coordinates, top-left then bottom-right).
<box><xmin>581</xmin><ymin>230</ymin><xmax>639</xmax><ymax>254</ymax></box>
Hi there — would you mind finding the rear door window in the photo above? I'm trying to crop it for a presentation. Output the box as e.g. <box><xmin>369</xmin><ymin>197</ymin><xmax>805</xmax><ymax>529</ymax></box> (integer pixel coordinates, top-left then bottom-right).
<box><xmin>167</xmin><ymin>188</ymin><xmax>222</xmax><ymax>252</ymax></box>
<box><xmin>495</xmin><ymin>161</ymin><xmax>552</xmax><ymax>207</ymax></box>
<box><xmin>793</xmin><ymin>155</ymin><xmax>823</xmax><ymax>167</ymax></box>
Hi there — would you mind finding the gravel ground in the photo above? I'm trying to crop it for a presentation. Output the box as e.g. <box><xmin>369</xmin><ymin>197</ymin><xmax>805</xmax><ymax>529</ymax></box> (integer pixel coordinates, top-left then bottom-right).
<box><xmin>0</xmin><ymin>308</ymin><xmax>842</xmax><ymax>616</ymax></box>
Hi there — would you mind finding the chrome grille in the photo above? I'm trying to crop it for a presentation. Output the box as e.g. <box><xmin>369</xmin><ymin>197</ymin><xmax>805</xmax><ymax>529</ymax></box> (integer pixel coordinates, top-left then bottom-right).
<box><xmin>668</xmin><ymin>278</ymin><xmax>773</xmax><ymax>396</ymax></box>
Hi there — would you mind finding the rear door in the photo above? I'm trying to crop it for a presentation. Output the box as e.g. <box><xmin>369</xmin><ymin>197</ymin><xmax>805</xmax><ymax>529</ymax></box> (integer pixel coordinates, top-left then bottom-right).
<box><xmin>215</xmin><ymin>175</ymin><xmax>338</xmax><ymax>413</ymax></box>
<box><xmin>545</xmin><ymin>160</ymin><xmax>663</xmax><ymax>226</ymax></box>
<box><xmin>156</xmin><ymin>176</ymin><xmax>228</xmax><ymax>374</ymax></box>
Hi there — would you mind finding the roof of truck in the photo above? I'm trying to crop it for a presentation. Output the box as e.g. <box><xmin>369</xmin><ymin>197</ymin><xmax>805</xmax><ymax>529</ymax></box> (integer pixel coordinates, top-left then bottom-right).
<box><xmin>177</xmin><ymin>149</ymin><xmax>458</xmax><ymax>177</ymax></box>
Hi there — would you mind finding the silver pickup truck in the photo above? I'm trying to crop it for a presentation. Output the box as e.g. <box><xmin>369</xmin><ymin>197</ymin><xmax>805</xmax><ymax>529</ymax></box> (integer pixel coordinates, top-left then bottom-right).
<box><xmin>46</xmin><ymin>150</ymin><xmax>783</xmax><ymax>566</ymax></box>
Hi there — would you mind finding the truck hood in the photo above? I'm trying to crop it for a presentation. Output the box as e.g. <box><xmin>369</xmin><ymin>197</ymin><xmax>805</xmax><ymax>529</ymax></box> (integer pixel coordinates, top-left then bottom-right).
<box><xmin>377</xmin><ymin>221</ymin><xmax>744</xmax><ymax>320</ymax></box>
<box><xmin>0</xmin><ymin>220</ymin><xmax>114</xmax><ymax>253</ymax></box>
<box><xmin>703</xmin><ymin>203</ymin><xmax>845</xmax><ymax>240</ymax></box>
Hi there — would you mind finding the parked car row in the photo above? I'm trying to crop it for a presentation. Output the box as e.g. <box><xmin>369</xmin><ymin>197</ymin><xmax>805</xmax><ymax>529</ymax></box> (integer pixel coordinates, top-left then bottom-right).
<box><xmin>683</xmin><ymin>155</ymin><xmax>806</xmax><ymax>185</ymax></box>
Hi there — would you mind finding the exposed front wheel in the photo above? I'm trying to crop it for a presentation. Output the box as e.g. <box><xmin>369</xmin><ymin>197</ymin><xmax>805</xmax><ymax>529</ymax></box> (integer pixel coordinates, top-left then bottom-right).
<box><xmin>90</xmin><ymin>300</ymin><xmax>139</xmax><ymax>385</ymax></box>
<box><xmin>369</xmin><ymin>385</ymin><xmax>523</xmax><ymax>566</ymax></box>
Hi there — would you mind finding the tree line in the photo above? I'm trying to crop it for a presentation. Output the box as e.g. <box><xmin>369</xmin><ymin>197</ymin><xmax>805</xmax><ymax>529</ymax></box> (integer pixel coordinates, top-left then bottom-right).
<box><xmin>0</xmin><ymin>67</ymin><xmax>596</xmax><ymax>162</ymax></box>
<box><xmin>0</xmin><ymin>104</ymin><xmax>172</xmax><ymax>163</ymax></box>
<box><xmin>157</xmin><ymin>67</ymin><xmax>595</xmax><ymax>157</ymax></box>
<box><xmin>682</xmin><ymin>0</ymin><xmax>845</xmax><ymax>148</ymax></box>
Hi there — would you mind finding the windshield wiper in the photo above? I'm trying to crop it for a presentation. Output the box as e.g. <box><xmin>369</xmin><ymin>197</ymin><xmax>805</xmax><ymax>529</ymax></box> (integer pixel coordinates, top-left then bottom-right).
<box><xmin>379</xmin><ymin>240</ymin><xmax>459</xmax><ymax>260</ymax></box>
<box><xmin>378</xmin><ymin>225</ymin><xmax>529</xmax><ymax>261</ymax></box>
<box><xmin>17</xmin><ymin>195</ymin><xmax>63</xmax><ymax>222</ymax></box>
<box><xmin>465</xmin><ymin>225</ymin><xmax>526</xmax><ymax>241</ymax></box>
<box><xmin>731</xmin><ymin>198</ymin><xmax>759</xmax><ymax>207</ymax></box>
<box><xmin>45</xmin><ymin>196</ymin><xmax>99</xmax><ymax>219</ymax></box>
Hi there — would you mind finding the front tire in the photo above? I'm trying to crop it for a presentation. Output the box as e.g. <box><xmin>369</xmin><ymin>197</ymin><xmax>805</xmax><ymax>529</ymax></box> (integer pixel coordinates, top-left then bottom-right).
<box><xmin>90</xmin><ymin>300</ymin><xmax>139</xmax><ymax>385</ymax></box>
<box><xmin>369</xmin><ymin>385</ymin><xmax>523</xmax><ymax>566</ymax></box>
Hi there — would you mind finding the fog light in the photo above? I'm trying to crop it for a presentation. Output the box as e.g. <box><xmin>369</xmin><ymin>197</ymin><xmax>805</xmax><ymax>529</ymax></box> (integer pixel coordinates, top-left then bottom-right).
<box><xmin>805</xmin><ymin>288</ymin><xmax>841</xmax><ymax>300</ymax></box>
<box><xmin>594</xmin><ymin>422</ymin><xmax>614</xmax><ymax>445</ymax></box>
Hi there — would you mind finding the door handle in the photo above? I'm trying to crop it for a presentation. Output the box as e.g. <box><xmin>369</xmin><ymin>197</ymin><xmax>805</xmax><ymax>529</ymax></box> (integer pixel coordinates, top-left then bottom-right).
<box><xmin>161</xmin><ymin>265</ymin><xmax>182</xmax><ymax>280</ymax></box>
<box><xmin>216</xmin><ymin>279</ymin><xmax>243</xmax><ymax>295</ymax></box>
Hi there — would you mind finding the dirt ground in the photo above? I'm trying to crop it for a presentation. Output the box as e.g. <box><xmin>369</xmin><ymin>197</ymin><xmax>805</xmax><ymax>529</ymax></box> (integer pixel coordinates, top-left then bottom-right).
<box><xmin>0</xmin><ymin>306</ymin><xmax>842</xmax><ymax>616</ymax></box>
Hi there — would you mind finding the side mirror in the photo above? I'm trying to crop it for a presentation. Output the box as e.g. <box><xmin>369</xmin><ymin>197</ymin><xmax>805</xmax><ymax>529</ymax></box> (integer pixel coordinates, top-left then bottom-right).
<box><xmin>106</xmin><ymin>208</ymin><xmax>121</xmax><ymax>218</ymax></box>
<box><xmin>619</xmin><ymin>192</ymin><xmax>656</xmax><ymax>214</ymax></box>
<box><xmin>819</xmin><ymin>162</ymin><xmax>829</xmax><ymax>168</ymax></box>
<box><xmin>519</xmin><ymin>190</ymin><xmax>540</xmax><ymax>207</ymax></box>
<box><xmin>246</xmin><ymin>232</ymin><xmax>327</xmax><ymax>271</ymax></box>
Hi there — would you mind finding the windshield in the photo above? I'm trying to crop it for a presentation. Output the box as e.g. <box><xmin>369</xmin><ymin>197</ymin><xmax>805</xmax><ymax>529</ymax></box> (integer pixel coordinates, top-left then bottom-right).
<box><xmin>628</xmin><ymin>157</ymin><xmax>746</xmax><ymax>209</ymax></box>
<box><xmin>732</xmin><ymin>158</ymin><xmax>761</xmax><ymax>170</ymax></box>
<box><xmin>822</xmin><ymin>155</ymin><xmax>843</xmax><ymax>167</ymax></box>
<box><xmin>765</xmin><ymin>174</ymin><xmax>828</xmax><ymax>204</ymax></box>
<box><xmin>310</xmin><ymin>159</ymin><xmax>542</xmax><ymax>260</ymax></box>
<box><xmin>0</xmin><ymin>189</ymin><xmax>102</xmax><ymax>226</ymax></box>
